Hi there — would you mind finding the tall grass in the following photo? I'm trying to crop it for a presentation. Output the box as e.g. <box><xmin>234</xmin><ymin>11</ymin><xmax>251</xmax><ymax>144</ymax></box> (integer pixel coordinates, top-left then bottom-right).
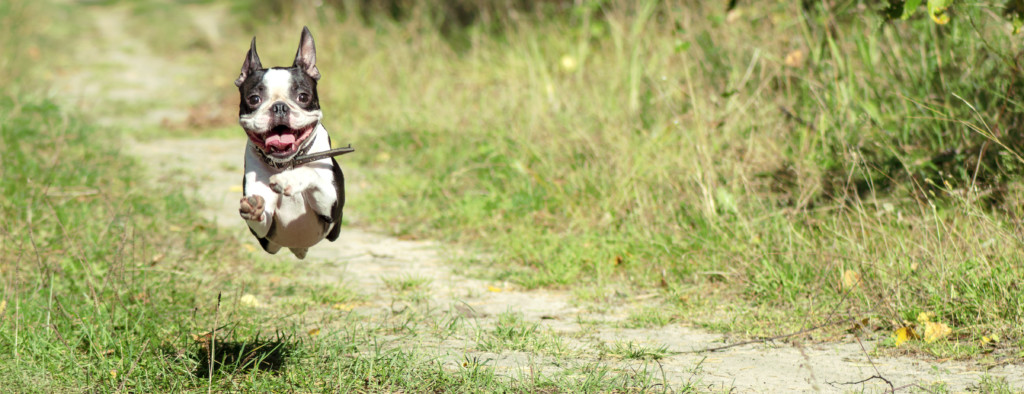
<box><xmin>0</xmin><ymin>2</ymin><xmax>255</xmax><ymax>390</ymax></box>
<box><xmin>227</xmin><ymin>0</ymin><xmax>1024</xmax><ymax>347</ymax></box>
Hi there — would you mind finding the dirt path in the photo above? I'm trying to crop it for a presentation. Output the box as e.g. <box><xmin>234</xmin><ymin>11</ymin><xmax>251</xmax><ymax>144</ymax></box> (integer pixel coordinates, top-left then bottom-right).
<box><xmin>68</xmin><ymin>4</ymin><xmax>1024</xmax><ymax>392</ymax></box>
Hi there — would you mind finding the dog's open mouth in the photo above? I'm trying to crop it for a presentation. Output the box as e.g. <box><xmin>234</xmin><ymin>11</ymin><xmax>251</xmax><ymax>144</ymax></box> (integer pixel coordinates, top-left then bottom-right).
<box><xmin>248</xmin><ymin>123</ymin><xmax>316</xmax><ymax>159</ymax></box>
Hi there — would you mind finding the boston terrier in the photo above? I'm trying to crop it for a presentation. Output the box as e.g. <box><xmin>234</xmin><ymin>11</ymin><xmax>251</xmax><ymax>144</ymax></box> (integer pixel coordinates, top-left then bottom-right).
<box><xmin>234</xmin><ymin>27</ymin><xmax>344</xmax><ymax>259</ymax></box>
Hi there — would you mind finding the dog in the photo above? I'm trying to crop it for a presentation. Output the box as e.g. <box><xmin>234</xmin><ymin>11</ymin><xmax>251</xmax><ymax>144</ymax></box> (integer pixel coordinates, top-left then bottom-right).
<box><xmin>234</xmin><ymin>26</ymin><xmax>344</xmax><ymax>259</ymax></box>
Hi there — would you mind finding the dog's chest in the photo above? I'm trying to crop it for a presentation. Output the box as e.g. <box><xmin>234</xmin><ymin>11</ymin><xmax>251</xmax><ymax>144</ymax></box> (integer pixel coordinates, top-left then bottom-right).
<box><xmin>269</xmin><ymin>194</ymin><xmax>326</xmax><ymax>248</ymax></box>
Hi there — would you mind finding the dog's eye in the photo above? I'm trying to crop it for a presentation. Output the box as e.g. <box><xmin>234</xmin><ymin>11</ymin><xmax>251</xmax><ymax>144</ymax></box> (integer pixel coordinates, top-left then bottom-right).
<box><xmin>247</xmin><ymin>95</ymin><xmax>261</xmax><ymax>106</ymax></box>
<box><xmin>297</xmin><ymin>93</ymin><xmax>309</xmax><ymax>103</ymax></box>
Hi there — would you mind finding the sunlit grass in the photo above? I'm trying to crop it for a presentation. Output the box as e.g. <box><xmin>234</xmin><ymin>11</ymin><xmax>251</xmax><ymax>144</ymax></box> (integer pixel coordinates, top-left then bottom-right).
<box><xmin>260</xmin><ymin>0</ymin><xmax>1024</xmax><ymax>354</ymax></box>
<box><xmin>5</xmin><ymin>0</ymin><xmax>1024</xmax><ymax>390</ymax></box>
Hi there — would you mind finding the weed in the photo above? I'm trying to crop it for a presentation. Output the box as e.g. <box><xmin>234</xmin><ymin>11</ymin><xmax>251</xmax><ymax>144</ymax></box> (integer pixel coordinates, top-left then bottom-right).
<box><xmin>600</xmin><ymin>341</ymin><xmax>671</xmax><ymax>361</ymax></box>
<box><xmin>477</xmin><ymin>312</ymin><xmax>566</xmax><ymax>355</ymax></box>
<box><xmin>382</xmin><ymin>274</ymin><xmax>433</xmax><ymax>302</ymax></box>
<box><xmin>625</xmin><ymin>306</ymin><xmax>678</xmax><ymax>328</ymax></box>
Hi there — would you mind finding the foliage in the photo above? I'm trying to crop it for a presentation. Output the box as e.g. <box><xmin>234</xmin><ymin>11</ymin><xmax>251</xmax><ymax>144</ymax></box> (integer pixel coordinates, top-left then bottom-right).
<box><xmin>266</xmin><ymin>0</ymin><xmax>1024</xmax><ymax>350</ymax></box>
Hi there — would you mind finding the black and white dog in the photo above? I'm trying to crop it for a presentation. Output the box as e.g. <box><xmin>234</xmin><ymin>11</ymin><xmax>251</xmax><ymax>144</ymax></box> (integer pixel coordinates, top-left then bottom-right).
<box><xmin>234</xmin><ymin>27</ymin><xmax>344</xmax><ymax>259</ymax></box>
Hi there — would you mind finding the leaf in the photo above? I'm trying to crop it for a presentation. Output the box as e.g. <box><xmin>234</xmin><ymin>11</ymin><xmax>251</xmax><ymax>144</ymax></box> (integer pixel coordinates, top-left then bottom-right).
<box><xmin>902</xmin><ymin>0</ymin><xmax>923</xmax><ymax>19</ymax></box>
<box><xmin>308</xmin><ymin>328</ymin><xmax>320</xmax><ymax>337</ymax></box>
<box><xmin>916</xmin><ymin>311</ymin><xmax>934</xmax><ymax>323</ymax></box>
<box><xmin>893</xmin><ymin>326</ymin><xmax>918</xmax><ymax>346</ymax></box>
<box><xmin>192</xmin><ymin>332</ymin><xmax>212</xmax><ymax>343</ymax></box>
<box><xmin>927</xmin><ymin>0</ymin><xmax>952</xmax><ymax>24</ymax></box>
<box><xmin>332</xmin><ymin>303</ymin><xmax>355</xmax><ymax>311</ymax></box>
<box><xmin>982</xmin><ymin>334</ymin><xmax>1000</xmax><ymax>345</ymax></box>
<box><xmin>782</xmin><ymin>48</ymin><xmax>798</xmax><ymax>68</ymax></box>
<box><xmin>239</xmin><ymin>293</ymin><xmax>262</xmax><ymax>308</ymax></box>
<box><xmin>923</xmin><ymin>321</ymin><xmax>952</xmax><ymax>343</ymax></box>
<box><xmin>841</xmin><ymin>270</ymin><xmax>862</xmax><ymax>290</ymax></box>
<box><xmin>487</xmin><ymin>285</ymin><xmax>503</xmax><ymax>293</ymax></box>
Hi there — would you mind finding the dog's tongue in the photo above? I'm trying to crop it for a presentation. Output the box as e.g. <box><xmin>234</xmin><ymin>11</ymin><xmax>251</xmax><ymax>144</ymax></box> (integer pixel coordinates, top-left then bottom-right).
<box><xmin>265</xmin><ymin>133</ymin><xmax>296</xmax><ymax>151</ymax></box>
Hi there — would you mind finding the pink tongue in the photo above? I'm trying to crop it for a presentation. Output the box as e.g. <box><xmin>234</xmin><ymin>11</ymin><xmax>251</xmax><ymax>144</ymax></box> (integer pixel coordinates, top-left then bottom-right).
<box><xmin>265</xmin><ymin>133</ymin><xmax>296</xmax><ymax>150</ymax></box>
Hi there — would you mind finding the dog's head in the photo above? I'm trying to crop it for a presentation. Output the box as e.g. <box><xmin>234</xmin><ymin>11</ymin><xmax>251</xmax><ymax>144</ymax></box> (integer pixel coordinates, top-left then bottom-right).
<box><xmin>235</xmin><ymin>27</ymin><xmax>322</xmax><ymax>162</ymax></box>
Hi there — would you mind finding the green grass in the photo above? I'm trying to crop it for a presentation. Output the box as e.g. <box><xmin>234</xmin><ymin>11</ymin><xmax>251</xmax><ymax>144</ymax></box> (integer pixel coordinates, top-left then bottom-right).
<box><xmin>238</xmin><ymin>0</ymin><xmax>1024</xmax><ymax>356</ymax></box>
<box><xmin>7</xmin><ymin>0</ymin><xmax>1024</xmax><ymax>389</ymax></box>
<box><xmin>0</xmin><ymin>74</ymin><xmax>662</xmax><ymax>394</ymax></box>
<box><xmin>0</xmin><ymin>1</ymin><xmax>713</xmax><ymax>390</ymax></box>
<box><xmin>625</xmin><ymin>306</ymin><xmax>679</xmax><ymax>329</ymax></box>
<box><xmin>476</xmin><ymin>312</ymin><xmax>567</xmax><ymax>355</ymax></box>
<box><xmin>382</xmin><ymin>274</ymin><xmax>433</xmax><ymax>302</ymax></box>
<box><xmin>600</xmin><ymin>341</ymin><xmax>671</xmax><ymax>361</ymax></box>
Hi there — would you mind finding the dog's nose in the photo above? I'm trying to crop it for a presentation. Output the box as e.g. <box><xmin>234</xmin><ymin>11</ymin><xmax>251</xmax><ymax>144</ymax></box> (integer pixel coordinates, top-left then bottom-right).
<box><xmin>271</xmin><ymin>102</ymin><xmax>289</xmax><ymax>116</ymax></box>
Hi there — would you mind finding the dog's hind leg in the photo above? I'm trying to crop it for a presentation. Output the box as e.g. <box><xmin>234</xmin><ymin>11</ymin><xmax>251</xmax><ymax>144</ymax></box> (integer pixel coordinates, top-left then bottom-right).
<box><xmin>261</xmin><ymin>238</ymin><xmax>282</xmax><ymax>254</ymax></box>
<box><xmin>289</xmin><ymin>247</ymin><xmax>308</xmax><ymax>259</ymax></box>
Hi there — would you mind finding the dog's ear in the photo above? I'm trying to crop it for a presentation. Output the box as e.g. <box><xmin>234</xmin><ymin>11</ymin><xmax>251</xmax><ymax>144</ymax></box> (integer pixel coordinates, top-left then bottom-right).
<box><xmin>293</xmin><ymin>26</ymin><xmax>320</xmax><ymax>81</ymax></box>
<box><xmin>235</xmin><ymin>37</ymin><xmax>262</xmax><ymax>87</ymax></box>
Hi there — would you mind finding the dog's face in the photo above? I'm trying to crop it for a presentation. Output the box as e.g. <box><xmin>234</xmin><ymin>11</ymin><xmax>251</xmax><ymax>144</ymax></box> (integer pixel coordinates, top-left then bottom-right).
<box><xmin>235</xmin><ymin>27</ymin><xmax>323</xmax><ymax>162</ymax></box>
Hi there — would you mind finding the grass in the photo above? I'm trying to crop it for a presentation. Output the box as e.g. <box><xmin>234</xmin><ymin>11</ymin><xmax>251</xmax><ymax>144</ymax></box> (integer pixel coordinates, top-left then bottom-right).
<box><xmin>245</xmin><ymin>0</ymin><xmax>1024</xmax><ymax>356</ymax></box>
<box><xmin>6</xmin><ymin>0</ymin><xmax>1024</xmax><ymax>390</ymax></box>
<box><xmin>0</xmin><ymin>91</ymin><xmax>656</xmax><ymax>389</ymax></box>
<box><xmin>382</xmin><ymin>274</ymin><xmax>433</xmax><ymax>302</ymax></box>
<box><xmin>476</xmin><ymin>312</ymin><xmax>567</xmax><ymax>355</ymax></box>
<box><xmin>0</xmin><ymin>0</ymin><xmax>684</xmax><ymax>391</ymax></box>
<box><xmin>600</xmin><ymin>341</ymin><xmax>671</xmax><ymax>361</ymax></box>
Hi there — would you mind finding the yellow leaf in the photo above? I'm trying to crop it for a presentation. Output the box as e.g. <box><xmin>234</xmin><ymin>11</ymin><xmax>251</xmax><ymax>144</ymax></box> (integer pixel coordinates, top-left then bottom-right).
<box><xmin>308</xmin><ymin>328</ymin><xmax>320</xmax><ymax>337</ymax></box>
<box><xmin>230</xmin><ymin>185</ymin><xmax>243</xmax><ymax>192</ymax></box>
<box><xmin>916</xmin><ymin>312</ymin><xmax>934</xmax><ymax>323</ymax></box>
<box><xmin>893</xmin><ymin>326</ymin><xmax>918</xmax><ymax>346</ymax></box>
<box><xmin>110</xmin><ymin>369</ymin><xmax>117</xmax><ymax>379</ymax></box>
<box><xmin>0</xmin><ymin>300</ymin><xmax>6</xmax><ymax>315</ymax></box>
<box><xmin>487</xmin><ymin>285</ymin><xmax>502</xmax><ymax>293</ymax></box>
<box><xmin>239</xmin><ymin>294</ymin><xmax>262</xmax><ymax>308</ymax></box>
<box><xmin>243</xmin><ymin>244</ymin><xmax>255</xmax><ymax>252</ymax></box>
<box><xmin>332</xmin><ymin>303</ymin><xmax>355</xmax><ymax>311</ymax></box>
<box><xmin>784</xmin><ymin>49</ymin><xmax>804</xmax><ymax>68</ymax></box>
<box><xmin>841</xmin><ymin>270</ymin><xmax>861</xmax><ymax>290</ymax></box>
<box><xmin>982</xmin><ymin>334</ymin><xmax>1000</xmax><ymax>345</ymax></box>
<box><xmin>924</xmin><ymin>321</ymin><xmax>951</xmax><ymax>343</ymax></box>
<box><xmin>928</xmin><ymin>0</ymin><xmax>951</xmax><ymax>25</ymax></box>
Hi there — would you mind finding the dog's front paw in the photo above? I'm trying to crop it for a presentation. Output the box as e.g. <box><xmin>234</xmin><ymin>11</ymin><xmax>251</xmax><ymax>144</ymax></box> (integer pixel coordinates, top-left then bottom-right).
<box><xmin>239</xmin><ymin>195</ymin><xmax>265</xmax><ymax>221</ymax></box>
<box><xmin>269</xmin><ymin>174</ymin><xmax>305</xmax><ymax>196</ymax></box>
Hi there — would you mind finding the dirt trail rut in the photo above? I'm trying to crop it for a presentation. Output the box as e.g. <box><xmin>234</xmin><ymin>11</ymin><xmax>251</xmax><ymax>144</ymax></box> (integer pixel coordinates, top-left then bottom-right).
<box><xmin>68</xmin><ymin>4</ymin><xmax>1024</xmax><ymax>392</ymax></box>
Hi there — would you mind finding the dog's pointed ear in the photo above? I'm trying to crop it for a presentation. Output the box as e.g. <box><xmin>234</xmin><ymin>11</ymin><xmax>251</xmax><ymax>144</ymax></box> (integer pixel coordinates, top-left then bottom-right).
<box><xmin>293</xmin><ymin>26</ymin><xmax>320</xmax><ymax>81</ymax></box>
<box><xmin>235</xmin><ymin>37</ymin><xmax>262</xmax><ymax>87</ymax></box>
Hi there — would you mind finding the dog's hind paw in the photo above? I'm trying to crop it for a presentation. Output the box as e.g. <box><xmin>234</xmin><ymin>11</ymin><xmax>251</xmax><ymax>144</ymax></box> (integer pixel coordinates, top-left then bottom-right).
<box><xmin>239</xmin><ymin>195</ymin><xmax>265</xmax><ymax>221</ymax></box>
<box><xmin>290</xmin><ymin>247</ymin><xmax>308</xmax><ymax>259</ymax></box>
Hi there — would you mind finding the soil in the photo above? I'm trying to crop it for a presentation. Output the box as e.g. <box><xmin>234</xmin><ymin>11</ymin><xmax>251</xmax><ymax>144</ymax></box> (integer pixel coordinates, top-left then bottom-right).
<box><xmin>62</xmin><ymin>4</ymin><xmax>1024</xmax><ymax>392</ymax></box>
